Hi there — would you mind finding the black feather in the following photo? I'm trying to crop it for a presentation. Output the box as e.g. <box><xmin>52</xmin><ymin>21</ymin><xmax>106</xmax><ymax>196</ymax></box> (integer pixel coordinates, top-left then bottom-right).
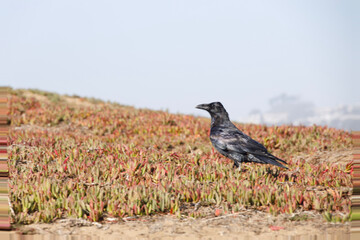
<box><xmin>196</xmin><ymin>102</ymin><xmax>288</xmax><ymax>169</ymax></box>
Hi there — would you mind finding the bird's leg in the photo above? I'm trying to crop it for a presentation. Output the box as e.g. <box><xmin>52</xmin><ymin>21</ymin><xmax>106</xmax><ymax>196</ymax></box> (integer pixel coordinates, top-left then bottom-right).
<box><xmin>237</xmin><ymin>163</ymin><xmax>242</xmax><ymax>172</ymax></box>
<box><xmin>233</xmin><ymin>161</ymin><xmax>242</xmax><ymax>171</ymax></box>
<box><xmin>233</xmin><ymin>161</ymin><xmax>238</xmax><ymax>168</ymax></box>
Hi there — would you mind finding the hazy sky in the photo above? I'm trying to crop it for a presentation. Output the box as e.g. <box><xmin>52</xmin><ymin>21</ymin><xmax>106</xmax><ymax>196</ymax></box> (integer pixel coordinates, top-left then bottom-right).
<box><xmin>1</xmin><ymin>1</ymin><xmax>359</xmax><ymax>120</ymax></box>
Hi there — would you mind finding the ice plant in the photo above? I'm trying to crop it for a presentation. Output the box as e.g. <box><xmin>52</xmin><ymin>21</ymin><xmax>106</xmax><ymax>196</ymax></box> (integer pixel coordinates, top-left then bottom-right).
<box><xmin>8</xmin><ymin>89</ymin><xmax>352</xmax><ymax>224</ymax></box>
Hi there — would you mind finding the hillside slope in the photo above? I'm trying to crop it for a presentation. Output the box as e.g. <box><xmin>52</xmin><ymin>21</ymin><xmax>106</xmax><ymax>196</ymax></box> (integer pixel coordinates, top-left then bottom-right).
<box><xmin>9</xmin><ymin>89</ymin><xmax>352</xmax><ymax>224</ymax></box>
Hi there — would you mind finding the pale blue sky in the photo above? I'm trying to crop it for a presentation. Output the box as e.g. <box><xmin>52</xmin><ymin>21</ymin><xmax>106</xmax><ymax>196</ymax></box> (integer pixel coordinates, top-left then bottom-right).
<box><xmin>1</xmin><ymin>0</ymin><xmax>359</xmax><ymax>120</ymax></box>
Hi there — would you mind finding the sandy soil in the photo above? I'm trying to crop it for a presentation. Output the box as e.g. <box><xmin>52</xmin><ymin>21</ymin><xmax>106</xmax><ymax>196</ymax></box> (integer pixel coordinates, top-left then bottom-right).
<box><xmin>8</xmin><ymin>210</ymin><xmax>350</xmax><ymax>240</ymax></box>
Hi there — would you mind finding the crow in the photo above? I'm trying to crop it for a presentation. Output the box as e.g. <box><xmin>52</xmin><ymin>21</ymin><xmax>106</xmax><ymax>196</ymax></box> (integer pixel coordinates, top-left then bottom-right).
<box><xmin>196</xmin><ymin>102</ymin><xmax>288</xmax><ymax>170</ymax></box>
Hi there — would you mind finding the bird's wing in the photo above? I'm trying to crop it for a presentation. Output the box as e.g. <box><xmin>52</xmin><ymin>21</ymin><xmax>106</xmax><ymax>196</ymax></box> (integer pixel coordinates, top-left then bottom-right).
<box><xmin>211</xmin><ymin>126</ymin><xmax>266</xmax><ymax>153</ymax></box>
<box><xmin>211</xmin><ymin>126</ymin><xmax>287</xmax><ymax>165</ymax></box>
<box><xmin>237</xmin><ymin>134</ymin><xmax>287</xmax><ymax>165</ymax></box>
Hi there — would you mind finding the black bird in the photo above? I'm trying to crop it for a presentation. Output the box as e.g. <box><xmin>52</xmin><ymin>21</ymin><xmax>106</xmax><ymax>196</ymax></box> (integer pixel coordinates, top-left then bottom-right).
<box><xmin>196</xmin><ymin>102</ymin><xmax>288</xmax><ymax>170</ymax></box>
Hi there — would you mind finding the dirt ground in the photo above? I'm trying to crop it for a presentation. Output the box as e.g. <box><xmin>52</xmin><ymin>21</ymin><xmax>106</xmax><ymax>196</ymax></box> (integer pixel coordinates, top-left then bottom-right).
<box><xmin>4</xmin><ymin>210</ymin><xmax>349</xmax><ymax>240</ymax></box>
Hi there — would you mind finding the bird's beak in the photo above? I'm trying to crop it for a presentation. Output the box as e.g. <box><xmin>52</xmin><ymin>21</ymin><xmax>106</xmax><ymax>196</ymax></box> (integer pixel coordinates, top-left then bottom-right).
<box><xmin>196</xmin><ymin>103</ymin><xmax>210</xmax><ymax>111</ymax></box>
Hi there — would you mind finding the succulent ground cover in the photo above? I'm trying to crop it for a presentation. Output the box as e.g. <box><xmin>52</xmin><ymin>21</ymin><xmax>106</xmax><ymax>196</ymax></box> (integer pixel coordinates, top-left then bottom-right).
<box><xmin>8</xmin><ymin>89</ymin><xmax>352</xmax><ymax>224</ymax></box>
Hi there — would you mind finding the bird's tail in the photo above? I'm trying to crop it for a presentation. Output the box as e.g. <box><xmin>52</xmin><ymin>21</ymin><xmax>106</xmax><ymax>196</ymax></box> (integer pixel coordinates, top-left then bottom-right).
<box><xmin>253</xmin><ymin>154</ymin><xmax>288</xmax><ymax>169</ymax></box>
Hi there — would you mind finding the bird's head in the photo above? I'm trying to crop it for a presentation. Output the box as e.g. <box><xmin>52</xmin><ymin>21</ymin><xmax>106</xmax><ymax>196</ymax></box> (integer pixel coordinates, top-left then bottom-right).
<box><xmin>196</xmin><ymin>102</ymin><xmax>229</xmax><ymax>121</ymax></box>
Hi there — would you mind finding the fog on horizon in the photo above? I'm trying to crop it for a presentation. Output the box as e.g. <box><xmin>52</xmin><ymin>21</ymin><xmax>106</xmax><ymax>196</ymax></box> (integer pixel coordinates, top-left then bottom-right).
<box><xmin>1</xmin><ymin>1</ymin><xmax>359</xmax><ymax>130</ymax></box>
